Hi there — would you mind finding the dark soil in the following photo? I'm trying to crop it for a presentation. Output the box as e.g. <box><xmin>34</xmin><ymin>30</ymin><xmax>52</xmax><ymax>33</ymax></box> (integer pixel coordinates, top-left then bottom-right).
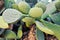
<box><xmin>45</xmin><ymin>34</ymin><xmax>58</xmax><ymax>40</ymax></box>
<box><xmin>21</xmin><ymin>24</ymin><xmax>36</xmax><ymax>40</ymax></box>
<box><xmin>0</xmin><ymin>0</ymin><xmax>4</xmax><ymax>10</ymax></box>
<box><xmin>21</xmin><ymin>24</ymin><xmax>58</xmax><ymax>40</ymax></box>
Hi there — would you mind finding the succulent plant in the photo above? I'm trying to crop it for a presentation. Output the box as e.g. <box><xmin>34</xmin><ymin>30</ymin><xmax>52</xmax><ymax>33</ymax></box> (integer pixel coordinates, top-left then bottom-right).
<box><xmin>0</xmin><ymin>0</ymin><xmax>60</xmax><ymax>40</ymax></box>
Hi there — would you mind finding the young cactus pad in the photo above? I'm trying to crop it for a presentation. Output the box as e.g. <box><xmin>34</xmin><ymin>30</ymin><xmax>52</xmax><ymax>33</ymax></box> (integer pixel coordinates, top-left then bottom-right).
<box><xmin>35</xmin><ymin>2</ymin><xmax>46</xmax><ymax>12</ymax></box>
<box><xmin>18</xmin><ymin>1</ymin><xmax>31</xmax><ymax>14</ymax></box>
<box><xmin>12</xmin><ymin>4</ymin><xmax>19</xmax><ymax>10</ymax></box>
<box><xmin>0</xmin><ymin>16</ymin><xmax>8</xmax><ymax>29</ymax></box>
<box><xmin>29</xmin><ymin>7</ymin><xmax>43</xmax><ymax>18</ymax></box>
<box><xmin>22</xmin><ymin>17</ymin><xmax>35</xmax><ymax>27</ymax></box>
<box><xmin>2</xmin><ymin>9</ymin><xmax>23</xmax><ymax>23</ymax></box>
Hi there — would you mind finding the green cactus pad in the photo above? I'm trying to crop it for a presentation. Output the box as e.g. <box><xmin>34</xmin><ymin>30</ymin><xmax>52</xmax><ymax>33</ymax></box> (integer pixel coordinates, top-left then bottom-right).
<box><xmin>2</xmin><ymin>9</ymin><xmax>23</xmax><ymax>23</ymax></box>
<box><xmin>22</xmin><ymin>17</ymin><xmax>35</xmax><ymax>27</ymax></box>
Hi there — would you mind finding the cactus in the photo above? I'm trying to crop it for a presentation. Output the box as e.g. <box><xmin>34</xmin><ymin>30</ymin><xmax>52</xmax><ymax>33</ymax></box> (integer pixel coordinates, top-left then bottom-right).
<box><xmin>2</xmin><ymin>9</ymin><xmax>23</xmax><ymax>23</ymax></box>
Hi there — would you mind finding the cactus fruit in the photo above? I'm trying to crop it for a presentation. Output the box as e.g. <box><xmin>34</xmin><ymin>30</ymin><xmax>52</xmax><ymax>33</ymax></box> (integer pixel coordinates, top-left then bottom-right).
<box><xmin>35</xmin><ymin>2</ymin><xmax>46</xmax><ymax>12</ymax></box>
<box><xmin>29</xmin><ymin>7</ymin><xmax>43</xmax><ymax>18</ymax></box>
<box><xmin>12</xmin><ymin>4</ymin><xmax>19</xmax><ymax>10</ymax></box>
<box><xmin>18</xmin><ymin>1</ymin><xmax>31</xmax><ymax>14</ymax></box>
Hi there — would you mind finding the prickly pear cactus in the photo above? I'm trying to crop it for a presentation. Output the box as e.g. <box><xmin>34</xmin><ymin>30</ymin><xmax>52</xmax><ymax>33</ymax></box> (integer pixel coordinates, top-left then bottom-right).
<box><xmin>2</xmin><ymin>9</ymin><xmax>23</xmax><ymax>23</ymax></box>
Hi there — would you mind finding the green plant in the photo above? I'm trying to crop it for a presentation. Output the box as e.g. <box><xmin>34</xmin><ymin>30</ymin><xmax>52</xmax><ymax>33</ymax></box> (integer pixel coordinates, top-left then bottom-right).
<box><xmin>0</xmin><ymin>0</ymin><xmax>60</xmax><ymax>40</ymax></box>
<box><xmin>22</xmin><ymin>17</ymin><xmax>35</xmax><ymax>27</ymax></box>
